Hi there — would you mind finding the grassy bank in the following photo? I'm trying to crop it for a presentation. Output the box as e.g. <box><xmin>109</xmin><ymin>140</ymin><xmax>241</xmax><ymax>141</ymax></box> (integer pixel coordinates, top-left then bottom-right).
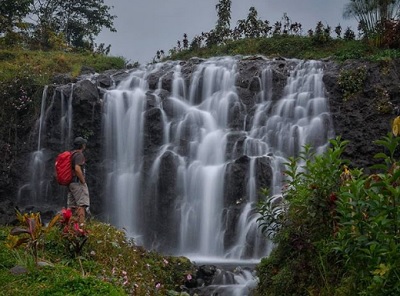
<box><xmin>0</xmin><ymin>49</ymin><xmax>125</xmax><ymax>82</ymax></box>
<box><xmin>0</xmin><ymin>219</ymin><xmax>194</xmax><ymax>296</ymax></box>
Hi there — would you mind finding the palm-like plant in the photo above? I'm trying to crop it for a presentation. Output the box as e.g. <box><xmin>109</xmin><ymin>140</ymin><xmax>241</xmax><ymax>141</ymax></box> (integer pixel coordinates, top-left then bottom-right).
<box><xmin>343</xmin><ymin>0</ymin><xmax>400</xmax><ymax>42</ymax></box>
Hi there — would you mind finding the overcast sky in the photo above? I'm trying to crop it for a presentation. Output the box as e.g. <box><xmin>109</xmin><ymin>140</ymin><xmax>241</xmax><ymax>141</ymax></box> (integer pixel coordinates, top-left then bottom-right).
<box><xmin>96</xmin><ymin>0</ymin><xmax>357</xmax><ymax>65</ymax></box>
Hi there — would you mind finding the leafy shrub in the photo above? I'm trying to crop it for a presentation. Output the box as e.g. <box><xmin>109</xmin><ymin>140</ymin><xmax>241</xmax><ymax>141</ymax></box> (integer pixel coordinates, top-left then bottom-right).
<box><xmin>256</xmin><ymin>134</ymin><xmax>400</xmax><ymax>295</ymax></box>
<box><xmin>337</xmin><ymin>65</ymin><xmax>367</xmax><ymax>101</ymax></box>
<box><xmin>256</xmin><ymin>137</ymin><xmax>349</xmax><ymax>295</ymax></box>
<box><xmin>333</xmin><ymin>133</ymin><xmax>400</xmax><ymax>295</ymax></box>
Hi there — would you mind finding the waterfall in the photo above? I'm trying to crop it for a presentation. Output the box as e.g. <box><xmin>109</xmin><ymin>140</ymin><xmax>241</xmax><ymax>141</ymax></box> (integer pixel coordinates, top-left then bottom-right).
<box><xmin>18</xmin><ymin>85</ymin><xmax>74</xmax><ymax>206</ymax></box>
<box><xmin>18</xmin><ymin>87</ymin><xmax>51</xmax><ymax>205</ymax></box>
<box><xmin>103</xmin><ymin>57</ymin><xmax>334</xmax><ymax>264</ymax></box>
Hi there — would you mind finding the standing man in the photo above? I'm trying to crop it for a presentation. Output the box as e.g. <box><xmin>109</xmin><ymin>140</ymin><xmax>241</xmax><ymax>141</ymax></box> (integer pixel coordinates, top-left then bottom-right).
<box><xmin>68</xmin><ymin>137</ymin><xmax>90</xmax><ymax>224</ymax></box>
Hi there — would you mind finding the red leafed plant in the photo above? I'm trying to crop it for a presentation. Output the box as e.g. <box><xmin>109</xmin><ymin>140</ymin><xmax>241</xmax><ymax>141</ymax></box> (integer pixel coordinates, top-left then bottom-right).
<box><xmin>59</xmin><ymin>208</ymin><xmax>88</xmax><ymax>256</ymax></box>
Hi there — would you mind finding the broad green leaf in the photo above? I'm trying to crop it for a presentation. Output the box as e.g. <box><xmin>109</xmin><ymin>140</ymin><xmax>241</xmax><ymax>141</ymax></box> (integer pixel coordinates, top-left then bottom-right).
<box><xmin>373</xmin><ymin>152</ymin><xmax>388</xmax><ymax>159</ymax></box>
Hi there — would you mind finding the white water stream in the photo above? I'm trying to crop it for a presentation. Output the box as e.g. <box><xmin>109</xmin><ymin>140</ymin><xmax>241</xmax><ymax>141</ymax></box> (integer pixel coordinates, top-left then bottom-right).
<box><xmin>18</xmin><ymin>85</ymin><xmax>75</xmax><ymax>205</ymax></box>
<box><xmin>103</xmin><ymin>57</ymin><xmax>333</xmax><ymax>295</ymax></box>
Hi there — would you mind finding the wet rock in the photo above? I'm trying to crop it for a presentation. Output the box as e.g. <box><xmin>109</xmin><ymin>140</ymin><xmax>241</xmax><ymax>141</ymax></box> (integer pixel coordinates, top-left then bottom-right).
<box><xmin>196</xmin><ymin>265</ymin><xmax>217</xmax><ymax>286</ymax></box>
<box><xmin>96</xmin><ymin>73</ymin><xmax>113</xmax><ymax>88</ymax></box>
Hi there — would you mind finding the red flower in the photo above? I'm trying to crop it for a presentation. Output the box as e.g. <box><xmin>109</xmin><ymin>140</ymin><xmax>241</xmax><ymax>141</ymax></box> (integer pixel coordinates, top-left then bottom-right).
<box><xmin>61</xmin><ymin>208</ymin><xmax>72</xmax><ymax>223</ymax></box>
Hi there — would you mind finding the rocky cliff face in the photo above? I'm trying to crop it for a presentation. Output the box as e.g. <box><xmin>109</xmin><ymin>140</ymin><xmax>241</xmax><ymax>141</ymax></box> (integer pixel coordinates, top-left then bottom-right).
<box><xmin>324</xmin><ymin>59</ymin><xmax>400</xmax><ymax>169</ymax></box>
<box><xmin>1</xmin><ymin>57</ymin><xmax>399</xmax><ymax>225</ymax></box>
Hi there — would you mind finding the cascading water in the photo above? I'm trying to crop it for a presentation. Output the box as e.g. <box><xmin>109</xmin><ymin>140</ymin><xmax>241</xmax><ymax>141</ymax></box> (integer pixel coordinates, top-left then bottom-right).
<box><xmin>17</xmin><ymin>86</ymin><xmax>50</xmax><ymax>205</ymax></box>
<box><xmin>59</xmin><ymin>85</ymin><xmax>75</xmax><ymax>149</ymax></box>
<box><xmin>103</xmin><ymin>57</ymin><xmax>334</xmax><ymax>294</ymax></box>
<box><xmin>18</xmin><ymin>85</ymin><xmax>74</xmax><ymax>206</ymax></box>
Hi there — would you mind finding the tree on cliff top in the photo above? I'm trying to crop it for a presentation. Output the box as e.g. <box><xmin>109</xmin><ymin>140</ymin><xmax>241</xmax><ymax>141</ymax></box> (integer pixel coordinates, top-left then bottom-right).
<box><xmin>205</xmin><ymin>0</ymin><xmax>232</xmax><ymax>47</ymax></box>
<box><xmin>0</xmin><ymin>0</ymin><xmax>32</xmax><ymax>38</ymax></box>
<box><xmin>30</xmin><ymin>0</ymin><xmax>116</xmax><ymax>50</ymax></box>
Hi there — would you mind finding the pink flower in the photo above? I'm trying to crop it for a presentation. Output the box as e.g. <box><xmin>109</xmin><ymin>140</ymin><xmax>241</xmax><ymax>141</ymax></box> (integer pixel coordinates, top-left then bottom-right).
<box><xmin>155</xmin><ymin>282</ymin><xmax>161</xmax><ymax>289</ymax></box>
<box><xmin>73</xmin><ymin>222</ymin><xmax>86</xmax><ymax>235</ymax></box>
<box><xmin>186</xmin><ymin>274</ymin><xmax>192</xmax><ymax>281</ymax></box>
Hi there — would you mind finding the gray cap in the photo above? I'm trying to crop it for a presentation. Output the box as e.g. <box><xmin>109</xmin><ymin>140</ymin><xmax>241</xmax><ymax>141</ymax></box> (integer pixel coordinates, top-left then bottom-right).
<box><xmin>73</xmin><ymin>137</ymin><xmax>87</xmax><ymax>145</ymax></box>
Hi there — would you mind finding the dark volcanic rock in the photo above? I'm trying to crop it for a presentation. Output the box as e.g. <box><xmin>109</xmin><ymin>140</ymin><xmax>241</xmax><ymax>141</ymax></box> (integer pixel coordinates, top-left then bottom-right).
<box><xmin>325</xmin><ymin>59</ymin><xmax>400</xmax><ymax>172</ymax></box>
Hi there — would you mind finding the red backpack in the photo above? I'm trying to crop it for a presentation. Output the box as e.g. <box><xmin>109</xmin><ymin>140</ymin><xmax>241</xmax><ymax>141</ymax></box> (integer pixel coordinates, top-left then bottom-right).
<box><xmin>55</xmin><ymin>151</ymin><xmax>76</xmax><ymax>185</ymax></box>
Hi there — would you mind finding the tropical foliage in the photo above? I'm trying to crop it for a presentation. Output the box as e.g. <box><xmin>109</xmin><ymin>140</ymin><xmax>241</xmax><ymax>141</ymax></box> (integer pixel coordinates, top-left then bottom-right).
<box><xmin>343</xmin><ymin>0</ymin><xmax>400</xmax><ymax>46</ymax></box>
<box><xmin>333</xmin><ymin>134</ymin><xmax>400</xmax><ymax>294</ymax></box>
<box><xmin>256</xmin><ymin>134</ymin><xmax>400</xmax><ymax>295</ymax></box>
<box><xmin>6</xmin><ymin>209</ymin><xmax>60</xmax><ymax>264</ymax></box>
<box><xmin>1</xmin><ymin>213</ymin><xmax>194</xmax><ymax>296</ymax></box>
<box><xmin>256</xmin><ymin>138</ymin><xmax>348</xmax><ymax>295</ymax></box>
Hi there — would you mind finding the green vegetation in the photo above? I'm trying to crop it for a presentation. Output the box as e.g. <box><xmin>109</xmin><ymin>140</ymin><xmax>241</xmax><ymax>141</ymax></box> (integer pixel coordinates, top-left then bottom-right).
<box><xmin>166</xmin><ymin>7</ymin><xmax>400</xmax><ymax>63</ymax></box>
<box><xmin>163</xmin><ymin>0</ymin><xmax>400</xmax><ymax>63</ymax></box>
<box><xmin>6</xmin><ymin>209</ymin><xmax>61</xmax><ymax>264</ymax></box>
<box><xmin>1</xmin><ymin>0</ymin><xmax>115</xmax><ymax>52</ymax></box>
<box><xmin>166</xmin><ymin>28</ymin><xmax>400</xmax><ymax>66</ymax></box>
<box><xmin>338</xmin><ymin>65</ymin><xmax>368</xmax><ymax>101</ymax></box>
<box><xmin>169</xmin><ymin>36</ymin><xmax>398</xmax><ymax>62</ymax></box>
<box><xmin>343</xmin><ymin>0</ymin><xmax>400</xmax><ymax>47</ymax></box>
<box><xmin>0</xmin><ymin>49</ymin><xmax>125</xmax><ymax>82</ymax></box>
<box><xmin>256</xmin><ymin>134</ymin><xmax>400</xmax><ymax>295</ymax></box>
<box><xmin>1</xmin><ymin>215</ymin><xmax>194</xmax><ymax>296</ymax></box>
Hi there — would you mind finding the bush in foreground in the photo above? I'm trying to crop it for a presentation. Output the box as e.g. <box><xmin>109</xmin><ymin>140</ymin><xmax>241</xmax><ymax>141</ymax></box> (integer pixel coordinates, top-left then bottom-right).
<box><xmin>256</xmin><ymin>134</ymin><xmax>400</xmax><ymax>295</ymax></box>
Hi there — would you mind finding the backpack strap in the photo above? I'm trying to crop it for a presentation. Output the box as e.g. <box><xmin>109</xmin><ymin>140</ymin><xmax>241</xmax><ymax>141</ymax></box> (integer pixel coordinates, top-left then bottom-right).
<box><xmin>70</xmin><ymin>150</ymin><xmax>79</xmax><ymax>179</ymax></box>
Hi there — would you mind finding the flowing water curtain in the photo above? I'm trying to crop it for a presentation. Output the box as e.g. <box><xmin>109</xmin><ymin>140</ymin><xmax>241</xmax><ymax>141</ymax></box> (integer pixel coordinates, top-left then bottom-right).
<box><xmin>60</xmin><ymin>85</ymin><xmax>74</xmax><ymax>150</ymax></box>
<box><xmin>103</xmin><ymin>57</ymin><xmax>334</xmax><ymax>260</ymax></box>
<box><xmin>18</xmin><ymin>86</ymin><xmax>58</xmax><ymax>205</ymax></box>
